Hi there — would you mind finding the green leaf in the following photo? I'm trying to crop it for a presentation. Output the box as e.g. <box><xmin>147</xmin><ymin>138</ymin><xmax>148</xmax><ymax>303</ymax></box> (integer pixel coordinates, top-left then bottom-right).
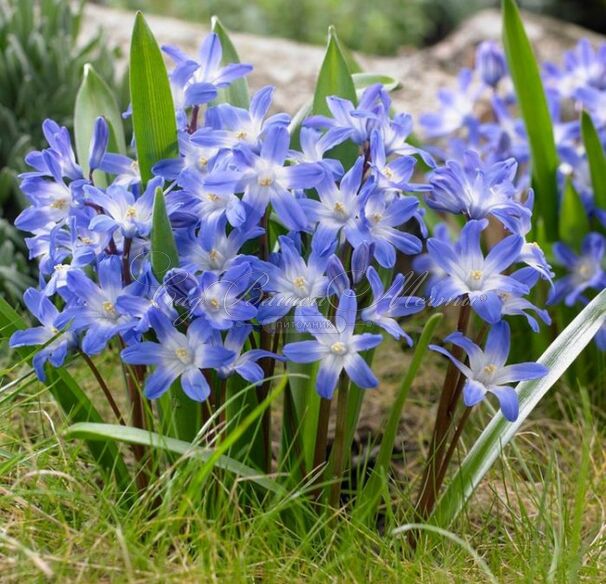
<box><xmin>211</xmin><ymin>16</ymin><xmax>249</xmax><ymax>108</ymax></box>
<box><xmin>352</xmin><ymin>72</ymin><xmax>400</xmax><ymax>93</ymax></box>
<box><xmin>129</xmin><ymin>12</ymin><xmax>178</xmax><ymax>183</ymax></box>
<box><xmin>502</xmin><ymin>0</ymin><xmax>559</xmax><ymax>241</ymax></box>
<box><xmin>312</xmin><ymin>26</ymin><xmax>358</xmax><ymax>168</ymax></box>
<box><xmin>430</xmin><ymin>289</ymin><xmax>606</xmax><ymax>528</ymax></box>
<box><xmin>355</xmin><ymin>313</ymin><xmax>443</xmax><ymax>521</ymax></box>
<box><xmin>64</xmin><ymin>422</ymin><xmax>284</xmax><ymax>495</ymax></box>
<box><xmin>150</xmin><ymin>187</ymin><xmax>179</xmax><ymax>282</ymax></box>
<box><xmin>559</xmin><ymin>178</ymin><xmax>590</xmax><ymax>248</ymax></box>
<box><xmin>581</xmin><ymin>110</ymin><xmax>606</xmax><ymax>210</ymax></box>
<box><xmin>74</xmin><ymin>63</ymin><xmax>127</xmax><ymax>181</ymax></box>
<box><xmin>0</xmin><ymin>297</ymin><xmax>133</xmax><ymax>495</ymax></box>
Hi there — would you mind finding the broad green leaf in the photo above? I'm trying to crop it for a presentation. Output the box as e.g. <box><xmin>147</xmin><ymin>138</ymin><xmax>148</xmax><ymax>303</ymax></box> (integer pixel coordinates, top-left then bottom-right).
<box><xmin>581</xmin><ymin>110</ymin><xmax>606</xmax><ymax>210</ymax></box>
<box><xmin>355</xmin><ymin>313</ymin><xmax>443</xmax><ymax>521</ymax></box>
<box><xmin>559</xmin><ymin>178</ymin><xmax>590</xmax><ymax>248</ymax></box>
<box><xmin>150</xmin><ymin>187</ymin><xmax>179</xmax><ymax>282</ymax></box>
<box><xmin>0</xmin><ymin>296</ymin><xmax>133</xmax><ymax>495</ymax></box>
<box><xmin>502</xmin><ymin>0</ymin><xmax>559</xmax><ymax>241</ymax></box>
<box><xmin>312</xmin><ymin>26</ymin><xmax>358</xmax><ymax>167</ymax></box>
<box><xmin>74</xmin><ymin>63</ymin><xmax>127</xmax><ymax>181</ymax></box>
<box><xmin>64</xmin><ymin>422</ymin><xmax>284</xmax><ymax>495</ymax></box>
<box><xmin>352</xmin><ymin>72</ymin><xmax>400</xmax><ymax>93</ymax></box>
<box><xmin>211</xmin><ymin>16</ymin><xmax>249</xmax><ymax>108</ymax></box>
<box><xmin>129</xmin><ymin>12</ymin><xmax>178</xmax><ymax>183</ymax></box>
<box><xmin>430</xmin><ymin>289</ymin><xmax>606</xmax><ymax>527</ymax></box>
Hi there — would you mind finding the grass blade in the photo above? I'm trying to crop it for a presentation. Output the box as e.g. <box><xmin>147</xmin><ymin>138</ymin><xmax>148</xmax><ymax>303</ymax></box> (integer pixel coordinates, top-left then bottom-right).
<box><xmin>64</xmin><ymin>422</ymin><xmax>284</xmax><ymax>495</ymax></box>
<box><xmin>581</xmin><ymin>110</ymin><xmax>606</xmax><ymax>210</ymax></box>
<box><xmin>430</xmin><ymin>289</ymin><xmax>606</xmax><ymax>527</ymax></box>
<box><xmin>0</xmin><ymin>297</ymin><xmax>133</xmax><ymax>494</ymax></box>
<box><xmin>354</xmin><ymin>313</ymin><xmax>443</xmax><ymax>521</ymax></box>
<box><xmin>502</xmin><ymin>0</ymin><xmax>558</xmax><ymax>241</ymax></box>
<box><xmin>130</xmin><ymin>12</ymin><xmax>178</xmax><ymax>183</ymax></box>
<box><xmin>211</xmin><ymin>16</ymin><xmax>249</xmax><ymax>108</ymax></box>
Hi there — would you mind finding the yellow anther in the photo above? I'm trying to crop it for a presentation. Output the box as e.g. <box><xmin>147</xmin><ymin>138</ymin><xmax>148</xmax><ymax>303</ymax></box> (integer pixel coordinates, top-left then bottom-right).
<box><xmin>258</xmin><ymin>176</ymin><xmax>273</xmax><ymax>187</ymax></box>
<box><xmin>293</xmin><ymin>276</ymin><xmax>307</xmax><ymax>289</ymax></box>
<box><xmin>470</xmin><ymin>270</ymin><xmax>483</xmax><ymax>281</ymax></box>
<box><xmin>175</xmin><ymin>347</ymin><xmax>190</xmax><ymax>363</ymax></box>
<box><xmin>207</xmin><ymin>193</ymin><xmax>220</xmax><ymax>202</ymax></box>
<box><xmin>102</xmin><ymin>301</ymin><xmax>117</xmax><ymax>317</ymax></box>
<box><xmin>51</xmin><ymin>198</ymin><xmax>69</xmax><ymax>210</ymax></box>
<box><xmin>483</xmin><ymin>364</ymin><xmax>497</xmax><ymax>375</ymax></box>
<box><xmin>126</xmin><ymin>206</ymin><xmax>137</xmax><ymax>218</ymax></box>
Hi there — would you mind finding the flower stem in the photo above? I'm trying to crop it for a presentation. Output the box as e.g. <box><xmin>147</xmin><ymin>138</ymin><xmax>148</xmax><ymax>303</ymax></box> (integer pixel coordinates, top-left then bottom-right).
<box><xmin>328</xmin><ymin>374</ymin><xmax>350</xmax><ymax>510</ymax></box>
<box><xmin>416</xmin><ymin>304</ymin><xmax>471</xmax><ymax>518</ymax></box>
<box><xmin>80</xmin><ymin>351</ymin><xmax>126</xmax><ymax>426</ymax></box>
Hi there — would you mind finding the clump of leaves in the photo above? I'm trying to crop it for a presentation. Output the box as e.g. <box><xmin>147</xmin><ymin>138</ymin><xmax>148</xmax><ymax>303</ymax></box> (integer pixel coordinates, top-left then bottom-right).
<box><xmin>0</xmin><ymin>0</ymin><xmax>118</xmax><ymax>302</ymax></box>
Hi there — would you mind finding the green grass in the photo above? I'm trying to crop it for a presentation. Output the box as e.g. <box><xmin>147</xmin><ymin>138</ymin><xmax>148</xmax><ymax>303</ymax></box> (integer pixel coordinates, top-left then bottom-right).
<box><xmin>1</xmin><ymin>351</ymin><xmax>605</xmax><ymax>582</ymax></box>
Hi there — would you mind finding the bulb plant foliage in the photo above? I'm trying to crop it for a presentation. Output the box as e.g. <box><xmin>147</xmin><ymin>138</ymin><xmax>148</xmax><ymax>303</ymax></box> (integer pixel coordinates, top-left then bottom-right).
<box><xmin>5</xmin><ymin>2</ymin><xmax>606</xmax><ymax>536</ymax></box>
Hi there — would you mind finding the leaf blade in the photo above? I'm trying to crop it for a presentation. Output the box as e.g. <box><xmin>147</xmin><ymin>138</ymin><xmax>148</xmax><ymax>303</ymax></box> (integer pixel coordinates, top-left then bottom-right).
<box><xmin>129</xmin><ymin>12</ymin><xmax>178</xmax><ymax>183</ymax></box>
<box><xmin>502</xmin><ymin>0</ymin><xmax>559</xmax><ymax>241</ymax></box>
<box><xmin>581</xmin><ymin>110</ymin><xmax>606</xmax><ymax>210</ymax></box>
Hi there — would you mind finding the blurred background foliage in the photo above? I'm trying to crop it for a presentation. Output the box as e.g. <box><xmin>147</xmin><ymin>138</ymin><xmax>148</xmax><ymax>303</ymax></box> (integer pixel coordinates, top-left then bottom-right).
<box><xmin>100</xmin><ymin>0</ymin><xmax>606</xmax><ymax>55</ymax></box>
<box><xmin>0</xmin><ymin>0</ymin><xmax>118</xmax><ymax>302</ymax></box>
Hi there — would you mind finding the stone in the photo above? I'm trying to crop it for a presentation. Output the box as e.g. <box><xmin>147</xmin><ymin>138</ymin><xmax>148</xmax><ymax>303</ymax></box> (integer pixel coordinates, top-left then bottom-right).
<box><xmin>82</xmin><ymin>5</ymin><xmax>605</xmax><ymax>123</ymax></box>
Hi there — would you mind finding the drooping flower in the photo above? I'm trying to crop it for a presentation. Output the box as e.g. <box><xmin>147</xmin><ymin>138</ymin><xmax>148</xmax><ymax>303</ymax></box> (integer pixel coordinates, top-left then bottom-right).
<box><xmin>425</xmin><ymin>150</ymin><xmax>530</xmax><ymax>231</ymax></box>
<box><xmin>282</xmin><ymin>290</ymin><xmax>383</xmax><ymax>399</ymax></box>
<box><xmin>121</xmin><ymin>309</ymin><xmax>234</xmax><ymax>401</ymax></box>
<box><xmin>430</xmin><ymin>321</ymin><xmax>548</xmax><ymax>421</ymax></box>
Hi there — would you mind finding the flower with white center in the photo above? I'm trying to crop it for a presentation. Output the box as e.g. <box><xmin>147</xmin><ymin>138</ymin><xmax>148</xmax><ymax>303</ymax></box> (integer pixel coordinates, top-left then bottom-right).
<box><xmin>121</xmin><ymin>310</ymin><xmax>234</xmax><ymax>401</ymax></box>
<box><xmin>430</xmin><ymin>321</ymin><xmax>548</xmax><ymax>421</ymax></box>
<box><xmin>282</xmin><ymin>290</ymin><xmax>383</xmax><ymax>399</ymax></box>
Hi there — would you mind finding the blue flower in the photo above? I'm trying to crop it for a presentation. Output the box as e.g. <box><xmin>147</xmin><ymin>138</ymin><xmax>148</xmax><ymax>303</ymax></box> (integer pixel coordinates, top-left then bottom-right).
<box><xmin>428</xmin><ymin>219</ymin><xmax>528</xmax><ymax>323</ymax></box>
<box><xmin>121</xmin><ymin>310</ymin><xmax>234</xmax><ymax>401</ymax></box>
<box><xmin>194</xmin><ymin>86</ymin><xmax>290</xmax><ymax>152</ymax></box>
<box><xmin>213</xmin><ymin>324</ymin><xmax>283</xmax><ymax>383</ymax></box>
<box><xmin>301</xmin><ymin>156</ymin><xmax>369</xmax><ymax>255</ymax></box>
<box><xmin>85</xmin><ymin>177</ymin><xmax>163</xmax><ymax>239</ymax></box>
<box><xmin>548</xmin><ymin>233</ymin><xmax>606</xmax><ymax>306</ymax></box>
<box><xmin>420</xmin><ymin>69</ymin><xmax>480</xmax><ymax>139</ymax></box>
<box><xmin>290</xmin><ymin>126</ymin><xmax>352</xmax><ymax>179</ymax></box>
<box><xmin>9</xmin><ymin>288</ymin><xmax>77</xmax><ymax>381</ymax></box>
<box><xmin>205</xmin><ymin>125</ymin><xmax>325</xmax><ymax>231</ymax></box>
<box><xmin>349</xmin><ymin>190</ymin><xmax>423</xmax><ymax>268</ymax></box>
<box><xmin>475</xmin><ymin>41</ymin><xmax>507</xmax><ymax>88</ymax></box>
<box><xmin>361</xmin><ymin>267</ymin><xmax>425</xmax><ymax>343</ymax></box>
<box><xmin>282</xmin><ymin>290</ymin><xmax>383</xmax><ymax>399</ymax></box>
<box><xmin>304</xmin><ymin>84</ymin><xmax>387</xmax><ymax>144</ymax></box>
<box><xmin>430</xmin><ymin>321</ymin><xmax>548</xmax><ymax>421</ymax></box>
<box><xmin>56</xmin><ymin>256</ymin><xmax>136</xmax><ymax>355</ymax></box>
<box><xmin>256</xmin><ymin>236</ymin><xmax>329</xmax><ymax>324</ymax></box>
<box><xmin>426</xmin><ymin>151</ymin><xmax>530</xmax><ymax>231</ymax></box>
<box><xmin>188</xmin><ymin>262</ymin><xmax>257</xmax><ymax>330</ymax></box>
<box><xmin>162</xmin><ymin>33</ymin><xmax>252</xmax><ymax>111</ymax></box>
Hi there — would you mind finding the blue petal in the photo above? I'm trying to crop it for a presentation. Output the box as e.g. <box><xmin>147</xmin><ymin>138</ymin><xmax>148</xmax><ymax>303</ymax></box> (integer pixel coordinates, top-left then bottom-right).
<box><xmin>463</xmin><ymin>378</ymin><xmax>486</xmax><ymax>407</ymax></box>
<box><xmin>344</xmin><ymin>354</ymin><xmax>378</xmax><ymax>389</ymax></box>
<box><xmin>316</xmin><ymin>358</ymin><xmax>341</xmax><ymax>399</ymax></box>
<box><xmin>145</xmin><ymin>365</ymin><xmax>181</xmax><ymax>400</ymax></box>
<box><xmin>471</xmin><ymin>291</ymin><xmax>502</xmax><ymax>324</ymax></box>
<box><xmin>282</xmin><ymin>340</ymin><xmax>325</xmax><ymax>363</ymax></box>
<box><xmin>121</xmin><ymin>342</ymin><xmax>163</xmax><ymax>365</ymax></box>
<box><xmin>181</xmin><ymin>367</ymin><xmax>211</xmax><ymax>402</ymax></box>
<box><xmin>490</xmin><ymin>386</ymin><xmax>519</xmax><ymax>421</ymax></box>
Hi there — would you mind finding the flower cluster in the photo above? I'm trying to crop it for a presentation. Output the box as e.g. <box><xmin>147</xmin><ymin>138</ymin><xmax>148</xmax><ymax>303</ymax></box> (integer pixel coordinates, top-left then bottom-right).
<box><xmin>420</xmin><ymin>37</ymin><xmax>606</xmax><ymax>352</ymax></box>
<box><xmin>10</xmin><ymin>32</ymin><xmax>550</xmax><ymax>420</ymax></box>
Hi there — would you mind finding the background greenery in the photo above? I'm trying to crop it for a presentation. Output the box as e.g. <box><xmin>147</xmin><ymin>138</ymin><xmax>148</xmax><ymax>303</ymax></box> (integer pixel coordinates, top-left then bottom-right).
<box><xmin>100</xmin><ymin>0</ymin><xmax>606</xmax><ymax>55</ymax></box>
<box><xmin>0</xmin><ymin>0</ymin><xmax>118</xmax><ymax>302</ymax></box>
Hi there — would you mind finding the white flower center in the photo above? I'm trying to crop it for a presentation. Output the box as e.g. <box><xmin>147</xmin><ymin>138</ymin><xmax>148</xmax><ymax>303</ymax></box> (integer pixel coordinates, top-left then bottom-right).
<box><xmin>330</xmin><ymin>341</ymin><xmax>348</xmax><ymax>355</ymax></box>
<box><xmin>102</xmin><ymin>301</ymin><xmax>117</xmax><ymax>318</ymax></box>
<box><xmin>126</xmin><ymin>206</ymin><xmax>137</xmax><ymax>219</ymax></box>
<box><xmin>51</xmin><ymin>198</ymin><xmax>69</xmax><ymax>210</ymax></box>
<box><xmin>258</xmin><ymin>175</ymin><xmax>274</xmax><ymax>187</ymax></box>
<box><xmin>175</xmin><ymin>347</ymin><xmax>191</xmax><ymax>364</ymax></box>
